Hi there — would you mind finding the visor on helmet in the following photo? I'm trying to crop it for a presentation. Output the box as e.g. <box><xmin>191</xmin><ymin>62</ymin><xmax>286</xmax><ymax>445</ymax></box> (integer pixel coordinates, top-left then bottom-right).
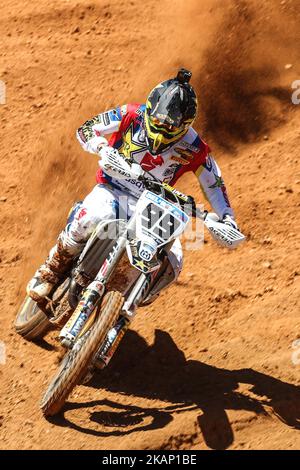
<box><xmin>144</xmin><ymin>113</ymin><xmax>188</xmax><ymax>154</ymax></box>
<box><xmin>149</xmin><ymin>116</ymin><xmax>185</xmax><ymax>136</ymax></box>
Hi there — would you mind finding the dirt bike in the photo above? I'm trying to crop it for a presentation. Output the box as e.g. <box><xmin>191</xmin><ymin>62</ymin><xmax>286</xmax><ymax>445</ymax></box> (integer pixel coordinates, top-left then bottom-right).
<box><xmin>15</xmin><ymin>149</ymin><xmax>245</xmax><ymax>416</ymax></box>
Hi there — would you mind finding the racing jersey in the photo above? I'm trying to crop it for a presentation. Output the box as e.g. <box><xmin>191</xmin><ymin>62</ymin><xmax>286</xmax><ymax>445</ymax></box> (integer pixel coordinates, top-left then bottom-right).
<box><xmin>76</xmin><ymin>103</ymin><xmax>234</xmax><ymax>219</ymax></box>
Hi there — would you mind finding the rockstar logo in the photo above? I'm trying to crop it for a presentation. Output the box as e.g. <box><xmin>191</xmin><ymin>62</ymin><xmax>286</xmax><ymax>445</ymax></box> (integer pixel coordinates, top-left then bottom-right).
<box><xmin>119</xmin><ymin>123</ymin><xmax>148</xmax><ymax>160</ymax></box>
<box><xmin>209</xmin><ymin>173</ymin><xmax>224</xmax><ymax>189</ymax></box>
<box><xmin>134</xmin><ymin>258</ymin><xmax>146</xmax><ymax>271</ymax></box>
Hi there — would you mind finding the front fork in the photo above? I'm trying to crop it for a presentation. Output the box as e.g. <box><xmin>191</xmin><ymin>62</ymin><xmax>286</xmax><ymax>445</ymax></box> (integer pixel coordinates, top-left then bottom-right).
<box><xmin>95</xmin><ymin>271</ymin><xmax>156</xmax><ymax>369</ymax></box>
<box><xmin>94</xmin><ymin>243</ymin><xmax>173</xmax><ymax>368</ymax></box>
<box><xmin>59</xmin><ymin>212</ymin><xmax>166</xmax><ymax>368</ymax></box>
<box><xmin>85</xmin><ymin>260</ymin><xmax>166</xmax><ymax>371</ymax></box>
<box><xmin>59</xmin><ymin>218</ymin><xmax>136</xmax><ymax>348</ymax></box>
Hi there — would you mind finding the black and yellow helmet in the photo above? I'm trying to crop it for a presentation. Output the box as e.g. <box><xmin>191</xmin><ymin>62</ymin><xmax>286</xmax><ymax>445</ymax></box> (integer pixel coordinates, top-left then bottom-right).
<box><xmin>144</xmin><ymin>68</ymin><xmax>198</xmax><ymax>155</ymax></box>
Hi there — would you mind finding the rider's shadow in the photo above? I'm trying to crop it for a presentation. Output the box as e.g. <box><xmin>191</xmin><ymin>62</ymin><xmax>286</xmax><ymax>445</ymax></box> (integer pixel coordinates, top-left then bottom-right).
<box><xmin>54</xmin><ymin>329</ymin><xmax>300</xmax><ymax>450</ymax></box>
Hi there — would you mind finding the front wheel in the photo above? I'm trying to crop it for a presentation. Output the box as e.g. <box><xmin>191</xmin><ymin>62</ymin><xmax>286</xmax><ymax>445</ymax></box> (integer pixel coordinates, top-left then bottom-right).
<box><xmin>15</xmin><ymin>296</ymin><xmax>51</xmax><ymax>340</ymax></box>
<box><xmin>40</xmin><ymin>290</ymin><xmax>124</xmax><ymax>417</ymax></box>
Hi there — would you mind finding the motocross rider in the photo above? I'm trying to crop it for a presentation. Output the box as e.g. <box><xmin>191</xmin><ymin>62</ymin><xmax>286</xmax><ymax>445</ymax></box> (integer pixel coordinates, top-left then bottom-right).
<box><xmin>27</xmin><ymin>68</ymin><xmax>239</xmax><ymax>304</ymax></box>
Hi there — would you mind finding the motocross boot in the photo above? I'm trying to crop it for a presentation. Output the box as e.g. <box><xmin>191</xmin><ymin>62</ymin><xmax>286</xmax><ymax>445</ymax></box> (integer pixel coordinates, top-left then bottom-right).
<box><xmin>26</xmin><ymin>234</ymin><xmax>79</xmax><ymax>303</ymax></box>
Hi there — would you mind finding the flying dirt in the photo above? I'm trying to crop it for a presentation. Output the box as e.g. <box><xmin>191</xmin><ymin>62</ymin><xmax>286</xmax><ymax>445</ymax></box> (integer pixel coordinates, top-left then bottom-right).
<box><xmin>0</xmin><ymin>0</ymin><xmax>300</xmax><ymax>450</ymax></box>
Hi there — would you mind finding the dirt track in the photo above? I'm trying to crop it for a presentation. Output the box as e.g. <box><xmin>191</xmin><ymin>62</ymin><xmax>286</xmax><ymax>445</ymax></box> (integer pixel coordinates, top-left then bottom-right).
<box><xmin>0</xmin><ymin>0</ymin><xmax>300</xmax><ymax>450</ymax></box>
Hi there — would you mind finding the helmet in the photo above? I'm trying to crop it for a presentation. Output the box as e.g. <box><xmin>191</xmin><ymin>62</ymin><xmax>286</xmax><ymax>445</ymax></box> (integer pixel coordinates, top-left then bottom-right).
<box><xmin>144</xmin><ymin>68</ymin><xmax>198</xmax><ymax>155</ymax></box>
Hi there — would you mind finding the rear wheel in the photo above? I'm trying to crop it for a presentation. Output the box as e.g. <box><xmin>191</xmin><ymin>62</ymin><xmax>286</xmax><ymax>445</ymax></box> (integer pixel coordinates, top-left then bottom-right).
<box><xmin>40</xmin><ymin>291</ymin><xmax>124</xmax><ymax>417</ymax></box>
<box><xmin>15</xmin><ymin>296</ymin><xmax>51</xmax><ymax>340</ymax></box>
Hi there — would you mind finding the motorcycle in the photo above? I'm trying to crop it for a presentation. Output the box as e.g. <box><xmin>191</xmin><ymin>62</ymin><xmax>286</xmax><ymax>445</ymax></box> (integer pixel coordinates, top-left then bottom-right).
<box><xmin>15</xmin><ymin>149</ymin><xmax>245</xmax><ymax>416</ymax></box>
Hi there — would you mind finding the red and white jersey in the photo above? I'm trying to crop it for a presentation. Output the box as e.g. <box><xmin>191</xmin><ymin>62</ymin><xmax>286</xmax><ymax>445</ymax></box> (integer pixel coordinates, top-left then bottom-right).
<box><xmin>77</xmin><ymin>103</ymin><xmax>234</xmax><ymax>219</ymax></box>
